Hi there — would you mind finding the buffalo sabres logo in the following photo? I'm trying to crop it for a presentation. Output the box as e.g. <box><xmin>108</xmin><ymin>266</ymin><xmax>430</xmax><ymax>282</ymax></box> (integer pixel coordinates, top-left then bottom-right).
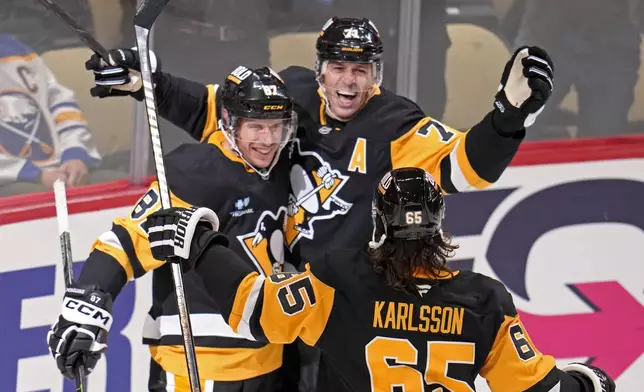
<box><xmin>286</xmin><ymin>139</ymin><xmax>352</xmax><ymax>250</ymax></box>
<box><xmin>238</xmin><ymin>207</ymin><xmax>290</xmax><ymax>275</ymax></box>
<box><xmin>0</xmin><ymin>91</ymin><xmax>53</xmax><ymax>160</ymax></box>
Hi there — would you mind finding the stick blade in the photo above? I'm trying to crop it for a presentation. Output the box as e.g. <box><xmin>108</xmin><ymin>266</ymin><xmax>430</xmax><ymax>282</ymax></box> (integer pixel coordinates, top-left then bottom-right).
<box><xmin>134</xmin><ymin>0</ymin><xmax>172</xmax><ymax>30</ymax></box>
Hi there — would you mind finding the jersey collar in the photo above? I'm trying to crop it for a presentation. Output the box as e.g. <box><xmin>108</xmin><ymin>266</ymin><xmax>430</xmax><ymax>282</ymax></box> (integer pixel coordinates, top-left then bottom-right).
<box><xmin>206</xmin><ymin>131</ymin><xmax>256</xmax><ymax>174</ymax></box>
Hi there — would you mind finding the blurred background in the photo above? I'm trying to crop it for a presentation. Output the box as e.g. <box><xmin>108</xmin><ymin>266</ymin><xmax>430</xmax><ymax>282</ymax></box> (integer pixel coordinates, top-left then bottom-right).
<box><xmin>1</xmin><ymin>0</ymin><xmax>644</xmax><ymax>197</ymax></box>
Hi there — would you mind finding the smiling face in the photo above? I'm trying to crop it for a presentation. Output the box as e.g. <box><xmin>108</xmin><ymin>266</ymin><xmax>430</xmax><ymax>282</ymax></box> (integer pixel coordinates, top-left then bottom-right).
<box><xmin>320</xmin><ymin>61</ymin><xmax>375</xmax><ymax>121</ymax></box>
<box><xmin>234</xmin><ymin>118</ymin><xmax>286</xmax><ymax>168</ymax></box>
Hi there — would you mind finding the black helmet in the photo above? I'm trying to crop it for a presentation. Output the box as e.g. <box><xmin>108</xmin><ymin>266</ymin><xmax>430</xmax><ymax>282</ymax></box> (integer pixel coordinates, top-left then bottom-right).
<box><xmin>219</xmin><ymin>66</ymin><xmax>297</xmax><ymax>179</ymax></box>
<box><xmin>221</xmin><ymin>66</ymin><xmax>294</xmax><ymax>120</ymax></box>
<box><xmin>316</xmin><ymin>17</ymin><xmax>383</xmax><ymax>64</ymax></box>
<box><xmin>370</xmin><ymin>167</ymin><xmax>445</xmax><ymax>248</ymax></box>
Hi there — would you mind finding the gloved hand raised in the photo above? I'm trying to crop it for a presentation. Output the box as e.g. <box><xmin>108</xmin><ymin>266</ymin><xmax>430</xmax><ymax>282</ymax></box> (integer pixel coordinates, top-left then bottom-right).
<box><xmin>84</xmin><ymin>48</ymin><xmax>160</xmax><ymax>101</ymax></box>
<box><xmin>492</xmin><ymin>46</ymin><xmax>554</xmax><ymax>133</ymax></box>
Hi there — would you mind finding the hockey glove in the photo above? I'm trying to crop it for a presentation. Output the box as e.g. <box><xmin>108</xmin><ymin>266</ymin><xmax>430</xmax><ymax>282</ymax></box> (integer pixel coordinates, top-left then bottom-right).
<box><xmin>85</xmin><ymin>48</ymin><xmax>160</xmax><ymax>101</ymax></box>
<box><xmin>493</xmin><ymin>46</ymin><xmax>554</xmax><ymax>134</ymax></box>
<box><xmin>562</xmin><ymin>363</ymin><xmax>615</xmax><ymax>392</ymax></box>
<box><xmin>144</xmin><ymin>207</ymin><xmax>229</xmax><ymax>269</ymax></box>
<box><xmin>47</xmin><ymin>284</ymin><xmax>113</xmax><ymax>380</ymax></box>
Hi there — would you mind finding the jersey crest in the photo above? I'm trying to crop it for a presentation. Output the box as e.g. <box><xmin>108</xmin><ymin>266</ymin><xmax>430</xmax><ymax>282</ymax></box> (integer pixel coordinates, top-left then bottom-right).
<box><xmin>0</xmin><ymin>90</ymin><xmax>53</xmax><ymax>160</ymax></box>
<box><xmin>238</xmin><ymin>207</ymin><xmax>289</xmax><ymax>275</ymax></box>
<box><xmin>286</xmin><ymin>138</ymin><xmax>352</xmax><ymax>250</ymax></box>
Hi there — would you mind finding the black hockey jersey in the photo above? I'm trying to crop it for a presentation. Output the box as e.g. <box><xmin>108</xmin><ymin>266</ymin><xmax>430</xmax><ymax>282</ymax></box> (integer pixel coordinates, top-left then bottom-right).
<box><xmin>152</xmin><ymin>67</ymin><xmax>524</xmax><ymax>262</ymax></box>
<box><xmin>78</xmin><ymin>134</ymin><xmax>291</xmax><ymax>379</ymax></box>
<box><xmin>195</xmin><ymin>246</ymin><xmax>585</xmax><ymax>392</ymax></box>
<box><xmin>278</xmin><ymin>66</ymin><xmax>524</xmax><ymax>257</ymax></box>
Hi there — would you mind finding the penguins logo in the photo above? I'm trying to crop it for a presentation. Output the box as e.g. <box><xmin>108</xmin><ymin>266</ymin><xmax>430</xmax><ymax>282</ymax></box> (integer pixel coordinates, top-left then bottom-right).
<box><xmin>238</xmin><ymin>207</ymin><xmax>290</xmax><ymax>275</ymax></box>
<box><xmin>286</xmin><ymin>139</ymin><xmax>352</xmax><ymax>250</ymax></box>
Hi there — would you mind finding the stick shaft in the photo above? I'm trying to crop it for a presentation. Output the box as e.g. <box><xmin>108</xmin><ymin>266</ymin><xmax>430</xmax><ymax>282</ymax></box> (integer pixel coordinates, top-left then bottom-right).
<box><xmin>53</xmin><ymin>180</ymin><xmax>88</xmax><ymax>391</ymax></box>
<box><xmin>134</xmin><ymin>9</ymin><xmax>201</xmax><ymax>390</ymax></box>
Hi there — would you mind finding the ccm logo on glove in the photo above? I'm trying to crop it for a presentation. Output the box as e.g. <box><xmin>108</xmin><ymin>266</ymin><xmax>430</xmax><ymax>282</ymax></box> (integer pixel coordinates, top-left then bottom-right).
<box><xmin>61</xmin><ymin>297</ymin><xmax>113</xmax><ymax>329</ymax></box>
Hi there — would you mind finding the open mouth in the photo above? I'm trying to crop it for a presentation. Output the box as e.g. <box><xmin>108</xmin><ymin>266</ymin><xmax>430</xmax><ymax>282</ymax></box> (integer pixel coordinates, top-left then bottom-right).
<box><xmin>336</xmin><ymin>90</ymin><xmax>358</xmax><ymax>107</ymax></box>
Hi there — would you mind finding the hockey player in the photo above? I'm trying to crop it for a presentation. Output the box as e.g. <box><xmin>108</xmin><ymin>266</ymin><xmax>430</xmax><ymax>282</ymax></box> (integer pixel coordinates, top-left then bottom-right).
<box><xmin>144</xmin><ymin>167</ymin><xmax>616</xmax><ymax>392</ymax></box>
<box><xmin>86</xmin><ymin>17</ymin><xmax>554</xmax><ymax>390</ymax></box>
<box><xmin>85</xmin><ymin>16</ymin><xmax>554</xmax><ymax>261</ymax></box>
<box><xmin>46</xmin><ymin>67</ymin><xmax>297</xmax><ymax>392</ymax></box>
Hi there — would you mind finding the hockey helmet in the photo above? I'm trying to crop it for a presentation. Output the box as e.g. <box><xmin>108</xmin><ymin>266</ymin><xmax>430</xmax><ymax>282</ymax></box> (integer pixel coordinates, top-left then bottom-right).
<box><xmin>316</xmin><ymin>17</ymin><xmax>384</xmax><ymax>87</ymax></box>
<box><xmin>219</xmin><ymin>66</ymin><xmax>297</xmax><ymax>179</ymax></box>
<box><xmin>370</xmin><ymin>167</ymin><xmax>445</xmax><ymax>249</ymax></box>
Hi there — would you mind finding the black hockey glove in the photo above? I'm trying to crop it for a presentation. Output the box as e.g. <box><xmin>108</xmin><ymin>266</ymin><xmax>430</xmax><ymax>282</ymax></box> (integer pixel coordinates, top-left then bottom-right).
<box><xmin>84</xmin><ymin>48</ymin><xmax>160</xmax><ymax>101</ymax></box>
<box><xmin>562</xmin><ymin>363</ymin><xmax>615</xmax><ymax>392</ymax></box>
<box><xmin>492</xmin><ymin>46</ymin><xmax>554</xmax><ymax>134</ymax></box>
<box><xmin>47</xmin><ymin>284</ymin><xmax>113</xmax><ymax>380</ymax></box>
<box><xmin>144</xmin><ymin>207</ymin><xmax>229</xmax><ymax>269</ymax></box>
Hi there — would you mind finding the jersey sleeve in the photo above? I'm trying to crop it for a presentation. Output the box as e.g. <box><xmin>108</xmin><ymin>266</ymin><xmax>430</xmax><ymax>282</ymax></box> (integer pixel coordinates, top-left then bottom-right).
<box><xmin>479</xmin><ymin>283</ymin><xmax>559</xmax><ymax>392</ymax></box>
<box><xmin>0</xmin><ymin>154</ymin><xmax>38</xmax><ymax>186</ymax></box>
<box><xmin>77</xmin><ymin>181</ymin><xmax>193</xmax><ymax>298</ymax></box>
<box><xmin>390</xmin><ymin>110</ymin><xmax>524</xmax><ymax>194</ymax></box>
<box><xmin>155</xmin><ymin>72</ymin><xmax>220</xmax><ymax>142</ymax></box>
<box><xmin>194</xmin><ymin>242</ymin><xmax>336</xmax><ymax>347</ymax></box>
<box><xmin>45</xmin><ymin>64</ymin><xmax>103</xmax><ymax>168</ymax></box>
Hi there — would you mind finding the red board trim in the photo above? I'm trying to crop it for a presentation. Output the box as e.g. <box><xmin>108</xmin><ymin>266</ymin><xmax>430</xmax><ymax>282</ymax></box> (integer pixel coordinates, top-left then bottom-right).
<box><xmin>2</xmin><ymin>135</ymin><xmax>643</xmax><ymax>225</ymax></box>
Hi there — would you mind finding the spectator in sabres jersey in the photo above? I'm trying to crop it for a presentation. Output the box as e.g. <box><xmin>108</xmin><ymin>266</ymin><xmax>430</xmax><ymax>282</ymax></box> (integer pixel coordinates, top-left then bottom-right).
<box><xmin>0</xmin><ymin>34</ymin><xmax>118</xmax><ymax>196</ymax></box>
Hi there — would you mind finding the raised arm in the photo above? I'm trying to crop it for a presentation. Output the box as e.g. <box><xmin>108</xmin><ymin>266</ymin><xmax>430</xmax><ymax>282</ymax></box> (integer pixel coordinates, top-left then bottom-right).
<box><xmin>84</xmin><ymin>48</ymin><xmax>220</xmax><ymax>141</ymax></box>
<box><xmin>390</xmin><ymin>46</ymin><xmax>554</xmax><ymax>194</ymax></box>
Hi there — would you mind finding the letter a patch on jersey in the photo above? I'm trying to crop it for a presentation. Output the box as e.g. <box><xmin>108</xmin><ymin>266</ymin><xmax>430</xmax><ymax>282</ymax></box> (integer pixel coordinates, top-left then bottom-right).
<box><xmin>347</xmin><ymin>137</ymin><xmax>367</xmax><ymax>174</ymax></box>
<box><xmin>286</xmin><ymin>139</ymin><xmax>352</xmax><ymax>250</ymax></box>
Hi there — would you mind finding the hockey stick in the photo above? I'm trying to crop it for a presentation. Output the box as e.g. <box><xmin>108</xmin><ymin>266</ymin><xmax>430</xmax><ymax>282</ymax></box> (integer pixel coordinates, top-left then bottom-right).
<box><xmin>134</xmin><ymin>1</ymin><xmax>201</xmax><ymax>391</ymax></box>
<box><xmin>36</xmin><ymin>0</ymin><xmax>110</xmax><ymax>61</ymax></box>
<box><xmin>53</xmin><ymin>179</ymin><xmax>87</xmax><ymax>392</ymax></box>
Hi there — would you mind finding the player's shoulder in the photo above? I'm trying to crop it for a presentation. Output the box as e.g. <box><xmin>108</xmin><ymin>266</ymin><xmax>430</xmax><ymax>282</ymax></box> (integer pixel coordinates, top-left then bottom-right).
<box><xmin>307</xmin><ymin>247</ymin><xmax>374</xmax><ymax>289</ymax></box>
<box><xmin>0</xmin><ymin>34</ymin><xmax>36</xmax><ymax>59</ymax></box>
<box><xmin>164</xmin><ymin>142</ymin><xmax>233</xmax><ymax>206</ymax></box>
<box><xmin>279</xmin><ymin>66</ymin><xmax>317</xmax><ymax>88</ymax></box>
<box><xmin>451</xmin><ymin>270</ymin><xmax>518</xmax><ymax>317</ymax></box>
<box><xmin>361</xmin><ymin>88</ymin><xmax>426</xmax><ymax>140</ymax></box>
<box><xmin>279</xmin><ymin>66</ymin><xmax>320</xmax><ymax>115</ymax></box>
